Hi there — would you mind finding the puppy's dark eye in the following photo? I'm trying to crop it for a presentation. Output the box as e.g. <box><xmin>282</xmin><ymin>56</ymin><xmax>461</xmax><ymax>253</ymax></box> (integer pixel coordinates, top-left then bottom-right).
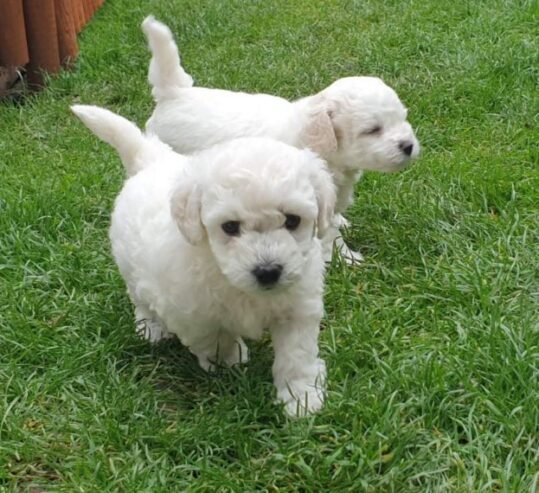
<box><xmin>284</xmin><ymin>214</ymin><xmax>301</xmax><ymax>231</ymax></box>
<box><xmin>364</xmin><ymin>125</ymin><xmax>382</xmax><ymax>135</ymax></box>
<box><xmin>221</xmin><ymin>221</ymin><xmax>241</xmax><ymax>236</ymax></box>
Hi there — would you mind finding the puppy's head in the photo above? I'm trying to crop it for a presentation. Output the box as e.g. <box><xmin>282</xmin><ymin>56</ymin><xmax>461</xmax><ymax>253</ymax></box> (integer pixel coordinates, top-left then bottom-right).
<box><xmin>301</xmin><ymin>76</ymin><xmax>420</xmax><ymax>173</ymax></box>
<box><xmin>171</xmin><ymin>138</ymin><xmax>335</xmax><ymax>294</ymax></box>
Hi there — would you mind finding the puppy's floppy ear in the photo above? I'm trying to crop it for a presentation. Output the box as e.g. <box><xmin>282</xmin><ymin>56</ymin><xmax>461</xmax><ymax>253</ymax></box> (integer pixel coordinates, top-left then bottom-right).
<box><xmin>306</xmin><ymin>154</ymin><xmax>336</xmax><ymax>239</ymax></box>
<box><xmin>170</xmin><ymin>175</ymin><xmax>205</xmax><ymax>245</ymax></box>
<box><xmin>299</xmin><ymin>96</ymin><xmax>338</xmax><ymax>156</ymax></box>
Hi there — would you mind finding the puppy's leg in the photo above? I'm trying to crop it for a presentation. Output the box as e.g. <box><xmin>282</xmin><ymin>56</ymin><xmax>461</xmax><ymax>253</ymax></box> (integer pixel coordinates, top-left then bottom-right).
<box><xmin>134</xmin><ymin>305</ymin><xmax>173</xmax><ymax>343</ymax></box>
<box><xmin>322</xmin><ymin>214</ymin><xmax>363</xmax><ymax>264</ymax></box>
<box><xmin>189</xmin><ymin>330</ymin><xmax>249</xmax><ymax>372</ymax></box>
<box><xmin>270</xmin><ymin>315</ymin><xmax>326</xmax><ymax>417</ymax></box>
<box><xmin>334</xmin><ymin>214</ymin><xmax>363</xmax><ymax>264</ymax></box>
<box><xmin>334</xmin><ymin>235</ymin><xmax>364</xmax><ymax>264</ymax></box>
<box><xmin>321</xmin><ymin>222</ymin><xmax>340</xmax><ymax>263</ymax></box>
<box><xmin>333</xmin><ymin>172</ymin><xmax>364</xmax><ymax>264</ymax></box>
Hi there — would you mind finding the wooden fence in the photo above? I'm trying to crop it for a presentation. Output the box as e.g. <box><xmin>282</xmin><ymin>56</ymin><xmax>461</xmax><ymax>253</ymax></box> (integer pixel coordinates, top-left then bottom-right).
<box><xmin>0</xmin><ymin>0</ymin><xmax>104</xmax><ymax>87</ymax></box>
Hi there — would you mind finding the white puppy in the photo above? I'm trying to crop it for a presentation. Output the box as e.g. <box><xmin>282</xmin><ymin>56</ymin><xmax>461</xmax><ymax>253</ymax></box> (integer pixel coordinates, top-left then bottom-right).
<box><xmin>142</xmin><ymin>16</ymin><xmax>420</xmax><ymax>263</ymax></box>
<box><xmin>72</xmin><ymin>104</ymin><xmax>336</xmax><ymax>416</ymax></box>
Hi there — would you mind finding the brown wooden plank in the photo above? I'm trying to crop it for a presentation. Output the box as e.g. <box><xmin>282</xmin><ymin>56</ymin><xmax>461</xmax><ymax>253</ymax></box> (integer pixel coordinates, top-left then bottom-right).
<box><xmin>23</xmin><ymin>0</ymin><xmax>61</xmax><ymax>86</ymax></box>
<box><xmin>0</xmin><ymin>0</ymin><xmax>29</xmax><ymax>67</ymax></box>
<box><xmin>55</xmin><ymin>0</ymin><xmax>78</xmax><ymax>67</ymax></box>
<box><xmin>81</xmin><ymin>0</ymin><xmax>91</xmax><ymax>24</ymax></box>
<box><xmin>72</xmin><ymin>0</ymin><xmax>84</xmax><ymax>33</ymax></box>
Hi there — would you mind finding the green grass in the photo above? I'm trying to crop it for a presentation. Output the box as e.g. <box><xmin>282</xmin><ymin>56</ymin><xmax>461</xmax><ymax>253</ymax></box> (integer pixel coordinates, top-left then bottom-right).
<box><xmin>1</xmin><ymin>0</ymin><xmax>538</xmax><ymax>491</ymax></box>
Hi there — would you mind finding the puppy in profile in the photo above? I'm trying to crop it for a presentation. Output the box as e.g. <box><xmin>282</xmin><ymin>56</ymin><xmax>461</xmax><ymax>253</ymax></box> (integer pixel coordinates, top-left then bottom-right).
<box><xmin>71</xmin><ymin>104</ymin><xmax>335</xmax><ymax>416</ymax></box>
<box><xmin>142</xmin><ymin>16</ymin><xmax>420</xmax><ymax>263</ymax></box>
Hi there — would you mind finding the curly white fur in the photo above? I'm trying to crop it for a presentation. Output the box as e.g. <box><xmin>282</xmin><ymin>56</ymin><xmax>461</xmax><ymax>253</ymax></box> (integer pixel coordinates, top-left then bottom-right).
<box><xmin>142</xmin><ymin>16</ymin><xmax>420</xmax><ymax>263</ymax></box>
<box><xmin>72</xmin><ymin>104</ymin><xmax>336</xmax><ymax>416</ymax></box>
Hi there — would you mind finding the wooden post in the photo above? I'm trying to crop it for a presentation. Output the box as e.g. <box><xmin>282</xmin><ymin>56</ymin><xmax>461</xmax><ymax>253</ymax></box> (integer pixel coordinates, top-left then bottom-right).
<box><xmin>0</xmin><ymin>0</ymin><xmax>29</xmax><ymax>67</ymax></box>
<box><xmin>81</xmin><ymin>0</ymin><xmax>91</xmax><ymax>23</ymax></box>
<box><xmin>23</xmin><ymin>0</ymin><xmax>61</xmax><ymax>87</ymax></box>
<box><xmin>1</xmin><ymin>0</ymin><xmax>105</xmax><ymax>92</ymax></box>
<box><xmin>72</xmin><ymin>0</ymin><xmax>85</xmax><ymax>33</ymax></box>
<box><xmin>55</xmin><ymin>0</ymin><xmax>78</xmax><ymax>67</ymax></box>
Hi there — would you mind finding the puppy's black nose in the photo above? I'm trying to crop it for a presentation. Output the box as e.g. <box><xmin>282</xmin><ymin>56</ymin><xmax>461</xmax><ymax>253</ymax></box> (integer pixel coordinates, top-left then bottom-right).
<box><xmin>399</xmin><ymin>141</ymin><xmax>414</xmax><ymax>156</ymax></box>
<box><xmin>252</xmin><ymin>264</ymin><xmax>283</xmax><ymax>286</ymax></box>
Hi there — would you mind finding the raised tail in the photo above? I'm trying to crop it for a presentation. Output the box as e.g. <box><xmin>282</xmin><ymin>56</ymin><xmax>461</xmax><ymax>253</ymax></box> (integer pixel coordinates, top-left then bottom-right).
<box><xmin>71</xmin><ymin>105</ymin><xmax>150</xmax><ymax>176</ymax></box>
<box><xmin>141</xmin><ymin>16</ymin><xmax>194</xmax><ymax>102</ymax></box>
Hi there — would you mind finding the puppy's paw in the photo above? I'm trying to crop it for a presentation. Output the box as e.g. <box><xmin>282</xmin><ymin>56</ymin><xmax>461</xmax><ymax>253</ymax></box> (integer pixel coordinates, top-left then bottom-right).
<box><xmin>321</xmin><ymin>217</ymin><xmax>363</xmax><ymax>264</ymax></box>
<box><xmin>276</xmin><ymin>360</ymin><xmax>326</xmax><ymax>417</ymax></box>
<box><xmin>321</xmin><ymin>223</ymin><xmax>340</xmax><ymax>263</ymax></box>
<box><xmin>222</xmin><ymin>337</ymin><xmax>250</xmax><ymax>367</ymax></box>
<box><xmin>278</xmin><ymin>387</ymin><xmax>325</xmax><ymax>417</ymax></box>
<box><xmin>339</xmin><ymin>245</ymin><xmax>364</xmax><ymax>265</ymax></box>
<box><xmin>334</xmin><ymin>214</ymin><xmax>350</xmax><ymax>229</ymax></box>
<box><xmin>196</xmin><ymin>354</ymin><xmax>217</xmax><ymax>373</ymax></box>
<box><xmin>194</xmin><ymin>337</ymin><xmax>249</xmax><ymax>372</ymax></box>
<box><xmin>334</xmin><ymin>235</ymin><xmax>363</xmax><ymax>265</ymax></box>
<box><xmin>136</xmin><ymin>318</ymin><xmax>173</xmax><ymax>343</ymax></box>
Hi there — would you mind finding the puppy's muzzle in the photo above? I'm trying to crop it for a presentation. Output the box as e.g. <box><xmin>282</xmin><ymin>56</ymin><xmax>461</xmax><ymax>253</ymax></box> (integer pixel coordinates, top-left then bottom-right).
<box><xmin>399</xmin><ymin>141</ymin><xmax>414</xmax><ymax>157</ymax></box>
<box><xmin>252</xmin><ymin>264</ymin><xmax>283</xmax><ymax>287</ymax></box>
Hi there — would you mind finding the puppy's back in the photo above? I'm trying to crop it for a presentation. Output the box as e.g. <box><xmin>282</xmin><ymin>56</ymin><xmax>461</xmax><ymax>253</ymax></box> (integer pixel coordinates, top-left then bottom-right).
<box><xmin>146</xmin><ymin>88</ymin><xmax>300</xmax><ymax>155</ymax></box>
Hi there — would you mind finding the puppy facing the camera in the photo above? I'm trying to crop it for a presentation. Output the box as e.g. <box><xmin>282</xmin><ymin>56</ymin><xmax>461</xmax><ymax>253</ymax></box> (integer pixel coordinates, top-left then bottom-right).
<box><xmin>71</xmin><ymin>104</ymin><xmax>335</xmax><ymax>416</ymax></box>
<box><xmin>142</xmin><ymin>16</ymin><xmax>420</xmax><ymax>263</ymax></box>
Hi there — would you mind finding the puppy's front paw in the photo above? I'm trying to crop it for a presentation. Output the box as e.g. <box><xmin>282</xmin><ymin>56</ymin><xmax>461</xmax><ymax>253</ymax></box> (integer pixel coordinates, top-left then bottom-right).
<box><xmin>222</xmin><ymin>337</ymin><xmax>249</xmax><ymax>367</ymax></box>
<box><xmin>334</xmin><ymin>236</ymin><xmax>363</xmax><ymax>265</ymax></box>
<box><xmin>136</xmin><ymin>318</ymin><xmax>173</xmax><ymax>343</ymax></box>
<box><xmin>322</xmin><ymin>244</ymin><xmax>334</xmax><ymax>263</ymax></box>
<box><xmin>194</xmin><ymin>337</ymin><xmax>249</xmax><ymax>372</ymax></box>
<box><xmin>281</xmin><ymin>389</ymin><xmax>324</xmax><ymax>418</ymax></box>
<box><xmin>276</xmin><ymin>359</ymin><xmax>326</xmax><ymax>417</ymax></box>
<box><xmin>196</xmin><ymin>354</ymin><xmax>216</xmax><ymax>373</ymax></box>
<box><xmin>334</xmin><ymin>214</ymin><xmax>350</xmax><ymax>229</ymax></box>
<box><xmin>339</xmin><ymin>245</ymin><xmax>364</xmax><ymax>265</ymax></box>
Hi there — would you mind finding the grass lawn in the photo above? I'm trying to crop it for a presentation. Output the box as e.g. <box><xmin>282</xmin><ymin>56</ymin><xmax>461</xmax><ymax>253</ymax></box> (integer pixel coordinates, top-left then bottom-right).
<box><xmin>1</xmin><ymin>0</ymin><xmax>538</xmax><ymax>490</ymax></box>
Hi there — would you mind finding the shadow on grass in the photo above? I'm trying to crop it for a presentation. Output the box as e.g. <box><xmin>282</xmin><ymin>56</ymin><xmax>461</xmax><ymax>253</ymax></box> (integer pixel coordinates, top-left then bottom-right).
<box><xmin>115</xmin><ymin>331</ymin><xmax>283</xmax><ymax>422</ymax></box>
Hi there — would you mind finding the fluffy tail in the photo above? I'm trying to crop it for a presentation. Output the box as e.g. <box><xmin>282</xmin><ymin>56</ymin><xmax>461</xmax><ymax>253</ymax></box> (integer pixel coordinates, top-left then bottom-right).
<box><xmin>141</xmin><ymin>15</ymin><xmax>194</xmax><ymax>101</ymax></box>
<box><xmin>71</xmin><ymin>105</ymin><xmax>149</xmax><ymax>176</ymax></box>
